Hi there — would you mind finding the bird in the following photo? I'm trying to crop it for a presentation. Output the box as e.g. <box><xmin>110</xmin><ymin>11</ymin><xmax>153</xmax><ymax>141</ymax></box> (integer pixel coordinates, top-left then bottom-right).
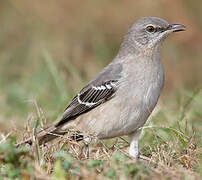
<box><xmin>17</xmin><ymin>17</ymin><xmax>185</xmax><ymax>160</ymax></box>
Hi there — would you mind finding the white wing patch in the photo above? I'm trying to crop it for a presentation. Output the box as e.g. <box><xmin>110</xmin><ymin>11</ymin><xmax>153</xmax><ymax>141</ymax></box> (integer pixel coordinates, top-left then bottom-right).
<box><xmin>77</xmin><ymin>81</ymin><xmax>117</xmax><ymax>107</ymax></box>
<box><xmin>77</xmin><ymin>93</ymin><xmax>97</xmax><ymax>107</ymax></box>
<box><xmin>92</xmin><ymin>85</ymin><xmax>106</xmax><ymax>91</ymax></box>
<box><xmin>92</xmin><ymin>83</ymin><xmax>114</xmax><ymax>91</ymax></box>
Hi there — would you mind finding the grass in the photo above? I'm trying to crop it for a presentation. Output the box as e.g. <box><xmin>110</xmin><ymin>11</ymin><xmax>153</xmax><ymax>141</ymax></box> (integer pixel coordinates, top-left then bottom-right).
<box><xmin>0</xmin><ymin>51</ymin><xmax>201</xmax><ymax>179</ymax></box>
<box><xmin>0</xmin><ymin>98</ymin><xmax>201</xmax><ymax>179</ymax></box>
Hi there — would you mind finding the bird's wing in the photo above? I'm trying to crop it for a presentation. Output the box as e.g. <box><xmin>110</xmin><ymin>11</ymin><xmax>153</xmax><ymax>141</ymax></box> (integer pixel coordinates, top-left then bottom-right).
<box><xmin>56</xmin><ymin>63</ymin><xmax>122</xmax><ymax>127</ymax></box>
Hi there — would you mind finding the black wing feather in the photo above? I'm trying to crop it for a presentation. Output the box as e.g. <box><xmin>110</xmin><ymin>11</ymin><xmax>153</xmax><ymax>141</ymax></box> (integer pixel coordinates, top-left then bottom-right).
<box><xmin>56</xmin><ymin>63</ymin><xmax>122</xmax><ymax>127</ymax></box>
<box><xmin>56</xmin><ymin>80</ymin><xmax>118</xmax><ymax>127</ymax></box>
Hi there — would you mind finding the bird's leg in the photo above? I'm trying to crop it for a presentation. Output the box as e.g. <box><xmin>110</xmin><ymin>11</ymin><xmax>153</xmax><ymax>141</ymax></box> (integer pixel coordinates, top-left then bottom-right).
<box><xmin>83</xmin><ymin>136</ymin><xmax>91</xmax><ymax>158</ymax></box>
<box><xmin>128</xmin><ymin>129</ymin><xmax>141</xmax><ymax>160</ymax></box>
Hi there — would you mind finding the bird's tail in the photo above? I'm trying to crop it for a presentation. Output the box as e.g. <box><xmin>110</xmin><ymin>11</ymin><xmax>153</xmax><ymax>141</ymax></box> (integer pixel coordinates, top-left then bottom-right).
<box><xmin>16</xmin><ymin>125</ymin><xmax>67</xmax><ymax>147</ymax></box>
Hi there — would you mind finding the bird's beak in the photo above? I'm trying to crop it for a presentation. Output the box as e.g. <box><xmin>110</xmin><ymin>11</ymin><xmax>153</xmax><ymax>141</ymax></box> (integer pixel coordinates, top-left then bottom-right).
<box><xmin>167</xmin><ymin>24</ymin><xmax>186</xmax><ymax>32</ymax></box>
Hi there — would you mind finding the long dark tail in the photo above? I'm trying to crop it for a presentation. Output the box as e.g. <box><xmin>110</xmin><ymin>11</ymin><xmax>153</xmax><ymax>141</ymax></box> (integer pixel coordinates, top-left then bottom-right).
<box><xmin>16</xmin><ymin>125</ymin><xmax>67</xmax><ymax>147</ymax></box>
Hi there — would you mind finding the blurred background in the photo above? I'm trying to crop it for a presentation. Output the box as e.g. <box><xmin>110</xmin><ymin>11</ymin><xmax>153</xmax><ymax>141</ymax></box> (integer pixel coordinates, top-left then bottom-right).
<box><xmin>0</xmin><ymin>0</ymin><xmax>201</xmax><ymax>132</ymax></box>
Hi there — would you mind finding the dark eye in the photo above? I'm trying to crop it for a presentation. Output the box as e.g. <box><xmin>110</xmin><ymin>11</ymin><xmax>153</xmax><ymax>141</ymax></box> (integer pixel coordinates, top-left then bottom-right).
<box><xmin>146</xmin><ymin>25</ymin><xmax>156</xmax><ymax>33</ymax></box>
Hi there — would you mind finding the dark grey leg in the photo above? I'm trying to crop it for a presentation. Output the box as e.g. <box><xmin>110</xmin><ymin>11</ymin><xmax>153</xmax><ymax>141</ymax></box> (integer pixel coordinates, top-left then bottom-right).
<box><xmin>83</xmin><ymin>137</ymin><xmax>91</xmax><ymax>158</ymax></box>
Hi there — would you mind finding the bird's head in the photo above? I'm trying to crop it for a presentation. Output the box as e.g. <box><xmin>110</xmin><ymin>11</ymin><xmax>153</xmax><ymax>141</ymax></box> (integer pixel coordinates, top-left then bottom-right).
<box><xmin>122</xmin><ymin>17</ymin><xmax>185</xmax><ymax>54</ymax></box>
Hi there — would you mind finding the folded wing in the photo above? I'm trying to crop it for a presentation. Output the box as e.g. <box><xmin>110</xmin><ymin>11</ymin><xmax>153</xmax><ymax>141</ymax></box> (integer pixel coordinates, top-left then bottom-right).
<box><xmin>56</xmin><ymin>63</ymin><xmax>122</xmax><ymax>127</ymax></box>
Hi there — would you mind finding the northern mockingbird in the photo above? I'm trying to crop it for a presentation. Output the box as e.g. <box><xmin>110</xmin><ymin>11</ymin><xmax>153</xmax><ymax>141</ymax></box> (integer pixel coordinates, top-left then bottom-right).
<box><xmin>17</xmin><ymin>17</ymin><xmax>185</xmax><ymax>159</ymax></box>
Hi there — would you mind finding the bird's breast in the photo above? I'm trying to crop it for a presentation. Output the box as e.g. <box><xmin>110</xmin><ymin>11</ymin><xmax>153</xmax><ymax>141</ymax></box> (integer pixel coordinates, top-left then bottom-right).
<box><xmin>117</xmin><ymin>58</ymin><xmax>164</xmax><ymax>131</ymax></box>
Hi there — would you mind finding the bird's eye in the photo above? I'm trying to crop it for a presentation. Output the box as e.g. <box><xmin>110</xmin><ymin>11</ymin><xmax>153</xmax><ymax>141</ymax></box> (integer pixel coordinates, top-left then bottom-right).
<box><xmin>146</xmin><ymin>25</ymin><xmax>156</xmax><ymax>33</ymax></box>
